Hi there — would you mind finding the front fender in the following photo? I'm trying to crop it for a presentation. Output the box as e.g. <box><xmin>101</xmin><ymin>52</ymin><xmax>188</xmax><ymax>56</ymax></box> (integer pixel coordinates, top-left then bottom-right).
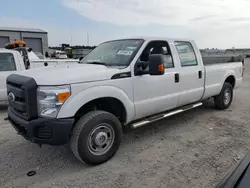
<box><xmin>57</xmin><ymin>85</ymin><xmax>135</xmax><ymax>124</ymax></box>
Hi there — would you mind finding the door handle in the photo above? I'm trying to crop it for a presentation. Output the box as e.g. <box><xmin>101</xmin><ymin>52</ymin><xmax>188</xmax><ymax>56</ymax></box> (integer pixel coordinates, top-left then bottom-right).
<box><xmin>198</xmin><ymin>71</ymin><xmax>202</xmax><ymax>79</ymax></box>
<box><xmin>175</xmin><ymin>73</ymin><xmax>179</xmax><ymax>83</ymax></box>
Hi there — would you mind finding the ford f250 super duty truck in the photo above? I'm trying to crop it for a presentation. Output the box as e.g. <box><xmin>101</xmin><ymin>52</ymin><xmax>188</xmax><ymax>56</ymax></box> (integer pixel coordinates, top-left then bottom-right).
<box><xmin>6</xmin><ymin>37</ymin><xmax>243</xmax><ymax>165</ymax></box>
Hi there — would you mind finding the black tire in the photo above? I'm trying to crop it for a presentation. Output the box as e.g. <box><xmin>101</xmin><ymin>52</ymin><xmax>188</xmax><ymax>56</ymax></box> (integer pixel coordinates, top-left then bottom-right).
<box><xmin>214</xmin><ymin>82</ymin><xmax>233</xmax><ymax>109</ymax></box>
<box><xmin>70</xmin><ymin>110</ymin><xmax>122</xmax><ymax>165</ymax></box>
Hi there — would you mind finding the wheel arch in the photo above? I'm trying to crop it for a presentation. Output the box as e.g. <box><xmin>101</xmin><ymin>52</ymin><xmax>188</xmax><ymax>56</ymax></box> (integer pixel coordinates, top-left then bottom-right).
<box><xmin>224</xmin><ymin>75</ymin><xmax>236</xmax><ymax>88</ymax></box>
<box><xmin>221</xmin><ymin>70</ymin><xmax>236</xmax><ymax>90</ymax></box>
<box><xmin>57</xmin><ymin>85</ymin><xmax>135</xmax><ymax>124</ymax></box>
<box><xmin>74</xmin><ymin>97</ymin><xmax>127</xmax><ymax>124</ymax></box>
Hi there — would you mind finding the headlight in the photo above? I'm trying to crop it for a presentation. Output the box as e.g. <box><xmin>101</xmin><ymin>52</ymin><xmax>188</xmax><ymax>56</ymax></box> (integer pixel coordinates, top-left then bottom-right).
<box><xmin>37</xmin><ymin>85</ymin><xmax>71</xmax><ymax>118</ymax></box>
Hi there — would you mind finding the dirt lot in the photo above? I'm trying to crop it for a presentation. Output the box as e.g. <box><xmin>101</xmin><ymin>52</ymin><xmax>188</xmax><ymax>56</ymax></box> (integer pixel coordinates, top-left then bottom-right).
<box><xmin>0</xmin><ymin>60</ymin><xmax>250</xmax><ymax>188</ymax></box>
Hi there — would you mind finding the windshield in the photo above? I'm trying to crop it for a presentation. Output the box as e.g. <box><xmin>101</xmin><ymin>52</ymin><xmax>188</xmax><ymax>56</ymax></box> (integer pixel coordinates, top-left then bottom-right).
<box><xmin>80</xmin><ymin>39</ymin><xmax>144</xmax><ymax>67</ymax></box>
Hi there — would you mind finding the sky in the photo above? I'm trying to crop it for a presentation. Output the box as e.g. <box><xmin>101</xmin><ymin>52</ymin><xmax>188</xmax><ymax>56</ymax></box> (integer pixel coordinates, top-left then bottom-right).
<box><xmin>1</xmin><ymin>0</ymin><xmax>250</xmax><ymax>48</ymax></box>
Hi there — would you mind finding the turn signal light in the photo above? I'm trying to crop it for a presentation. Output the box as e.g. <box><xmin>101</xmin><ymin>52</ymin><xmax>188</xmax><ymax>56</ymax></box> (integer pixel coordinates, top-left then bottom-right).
<box><xmin>57</xmin><ymin>91</ymin><xmax>70</xmax><ymax>103</ymax></box>
<box><xmin>158</xmin><ymin>63</ymin><xmax>164</xmax><ymax>73</ymax></box>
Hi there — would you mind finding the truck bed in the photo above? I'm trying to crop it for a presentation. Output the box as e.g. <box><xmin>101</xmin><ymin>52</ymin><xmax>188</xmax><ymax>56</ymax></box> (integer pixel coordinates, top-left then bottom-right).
<box><xmin>202</xmin><ymin>62</ymin><xmax>243</xmax><ymax>100</ymax></box>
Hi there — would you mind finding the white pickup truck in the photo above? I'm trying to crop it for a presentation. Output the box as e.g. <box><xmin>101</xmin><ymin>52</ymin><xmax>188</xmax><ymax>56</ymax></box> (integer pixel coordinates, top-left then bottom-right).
<box><xmin>7</xmin><ymin>37</ymin><xmax>243</xmax><ymax>165</ymax></box>
<box><xmin>0</xmin><ymin>49</ymin><xmax>78</xmax><ymax>102</ymax></box>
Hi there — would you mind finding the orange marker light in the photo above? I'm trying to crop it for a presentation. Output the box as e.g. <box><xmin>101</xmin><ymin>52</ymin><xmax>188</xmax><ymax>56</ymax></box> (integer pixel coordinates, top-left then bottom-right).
<box><xmin>58</xmin><ymin>91</ymin><xmax>70</xmax><ymax>103</ymax></box>
<box><xmin>158</xmin><ymin>63</ymin><xmax>164</xmax><ymax>72</ymax></box>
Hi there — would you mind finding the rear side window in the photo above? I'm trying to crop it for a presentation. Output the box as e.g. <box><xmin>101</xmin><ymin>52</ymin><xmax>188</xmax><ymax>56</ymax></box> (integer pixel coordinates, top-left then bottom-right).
<box><xmin>175</xmin><ymin>42</ymin><xmax>198</xmax><ymax>67</ymax></box>
<box><xmin>0</xmin><ymin>53</ymin><xmax>16</xmax><ymax>71</ymax></box>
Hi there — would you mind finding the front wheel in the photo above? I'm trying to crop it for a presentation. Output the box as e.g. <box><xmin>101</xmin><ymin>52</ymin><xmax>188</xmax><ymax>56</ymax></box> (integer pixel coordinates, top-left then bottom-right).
<box><xmin>214</xmin><ymin>82</ymin><xmax>233</xmax><ymax>109</ymax></box>
<box><xmin>70</xmin><ymin>110</ymin><xmax>122</xmax><ymax>165</ymax></box>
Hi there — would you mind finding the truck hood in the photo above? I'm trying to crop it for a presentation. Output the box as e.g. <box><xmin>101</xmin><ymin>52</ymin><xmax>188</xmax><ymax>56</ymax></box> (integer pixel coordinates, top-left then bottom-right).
<box><xmin>18</xmin><ymin>64</ymin><xmax>121</xmax><ymax>85</ymax></box>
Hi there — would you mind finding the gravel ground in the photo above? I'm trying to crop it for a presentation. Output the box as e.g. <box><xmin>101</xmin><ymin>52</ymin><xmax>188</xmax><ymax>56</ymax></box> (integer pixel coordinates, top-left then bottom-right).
<box><xmin>1</xmin><ymin>60</ymin><xmax>250</xmax><ymax>188</ymax></box>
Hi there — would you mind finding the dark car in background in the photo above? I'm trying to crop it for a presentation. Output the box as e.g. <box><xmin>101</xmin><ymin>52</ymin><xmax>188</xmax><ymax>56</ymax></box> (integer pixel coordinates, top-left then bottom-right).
<box><xmin>216</xmin><ymin>151</ymin><xmax>250</xmax><ymax>188</ymax></box>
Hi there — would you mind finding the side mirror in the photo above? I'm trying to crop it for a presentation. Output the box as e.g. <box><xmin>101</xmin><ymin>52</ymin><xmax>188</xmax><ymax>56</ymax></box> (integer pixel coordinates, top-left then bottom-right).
<box><xmin>149</xmin><ymin>54</ymin><xmax>165</xmax><ymax>75</ymax></box>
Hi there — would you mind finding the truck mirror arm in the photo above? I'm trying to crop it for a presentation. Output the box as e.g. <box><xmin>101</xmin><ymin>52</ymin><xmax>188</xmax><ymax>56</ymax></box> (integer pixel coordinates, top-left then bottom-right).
<box><xmin>134</xmin><ymin>61</ymin><xmax>149</xmax><ymax>76</ymax></box>
<box><xmin>135</xmin><ymin>69</ymin><xmax>149</xmax><ymax>76</ymax></box>
<box><xmin>24</xmin><ymin>59</ymin><xmax>30</xmax><ymax>69</ymax></box>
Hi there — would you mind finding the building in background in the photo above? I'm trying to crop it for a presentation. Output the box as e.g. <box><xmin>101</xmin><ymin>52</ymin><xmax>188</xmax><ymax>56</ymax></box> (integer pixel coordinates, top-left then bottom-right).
<box><xmin>0</xmin><ymin>27</ymin><xmax>48</xmax><ymax>54</ymax></box>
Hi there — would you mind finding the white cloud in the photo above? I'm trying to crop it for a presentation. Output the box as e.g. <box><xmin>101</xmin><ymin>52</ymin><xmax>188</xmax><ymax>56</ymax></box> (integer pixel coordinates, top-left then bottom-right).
<box><xmin>2</xmin><ymin>0</ymin><xmax>250</xmax><ymax>48</ymax></box>
<box><xmin>61</xmin><ymin>0</ymin><xmax>250</xmax><ymax>48</ymax></box>
<box><xmin>62</xmin><ymin>0</ymin><xmax>250</xmax><ymax>27</ymax></box>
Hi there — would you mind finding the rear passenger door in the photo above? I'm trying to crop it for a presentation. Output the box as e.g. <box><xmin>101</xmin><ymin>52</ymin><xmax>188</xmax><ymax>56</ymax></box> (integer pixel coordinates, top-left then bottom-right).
<box><xmin>174</xmin><ymin>41</ymin><xmax>205</xmax><ymax>106</ymax></box>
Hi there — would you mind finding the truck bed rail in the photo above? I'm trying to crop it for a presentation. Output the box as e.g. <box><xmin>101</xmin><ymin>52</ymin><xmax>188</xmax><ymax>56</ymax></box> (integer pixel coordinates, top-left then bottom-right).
<box><xmin>202</xmin><ymin>54</ymin><xmax>244</xmax><ymax>65</ymax></box>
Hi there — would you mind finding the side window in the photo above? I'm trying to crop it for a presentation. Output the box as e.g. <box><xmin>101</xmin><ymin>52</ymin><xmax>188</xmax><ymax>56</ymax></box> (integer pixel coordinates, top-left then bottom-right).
<box><xmin>139</xmin><ymin>41</ymin><xmax>174</xmax><ymax>69</ymax></box>
<box><xmin>161</xmin><ymin>46</ymin><xmax>174</xmax><ymax>68</ymax></box>
<box><xmin>0</xmin><ymin>53</ymin><xmax>16</xmax><ymax>71</ymax></box>
<box><xmin>175</xmin><ymin>42</ymin><xmax>198</xmax><ymax>67</ymax></box>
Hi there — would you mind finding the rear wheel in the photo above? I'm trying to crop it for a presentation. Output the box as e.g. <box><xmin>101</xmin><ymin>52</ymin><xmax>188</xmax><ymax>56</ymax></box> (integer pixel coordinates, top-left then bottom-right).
<box><xmin>214</xmin><ymin>82</ymin><xmax>233</xmax><ymax>109</ymax></box>
<box><xmin>70</xmin><ymin>110</ymin><xmax>122</xmax><ymax>165</ymax></box>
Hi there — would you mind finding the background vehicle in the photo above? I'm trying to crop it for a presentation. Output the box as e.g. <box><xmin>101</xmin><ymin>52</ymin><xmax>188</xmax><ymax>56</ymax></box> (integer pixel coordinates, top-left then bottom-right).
<box><xmin>55</xmin><ymin>50</ymin><xmax>68</xmax><ymax>59</ymax></box>
<box><xmin>7</xmin><ymin>37</ymin><xmax>243</xmax><ymax>165</ymax></box>
<box><xmin>216</xmin><ymin>151</ymin><xmax>250</xmax><ymax>188</ymax></box>
<box><xmin>0</xmin><ymin>49</ymin><xmax>78</xmax><ymax>102</ymax></box>
<box><xmin>5</xmin><ymin>39</ymin><xmax>78</xmax><ymax>63</ymax></box>
<box><xmin>65</xmin><ymin>47</ymin><xmax>73</xmax><ymax>58</ymax></box>
<box><xmin>4</xmin><ymin>39</ymin><xmax>26</xmax><ymax>49</ymax></box>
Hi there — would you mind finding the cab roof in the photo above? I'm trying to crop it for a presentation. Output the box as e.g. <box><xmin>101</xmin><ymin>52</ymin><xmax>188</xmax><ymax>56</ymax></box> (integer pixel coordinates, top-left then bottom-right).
<box><xmin>0</xmin><ymin>48</ymin><xmax>20</xmax><ymax>53</ymax></box>
<box><xmin>105</xmin><ymin>36</ymin><xmax>193</xmax><ymax>43</ymax></box>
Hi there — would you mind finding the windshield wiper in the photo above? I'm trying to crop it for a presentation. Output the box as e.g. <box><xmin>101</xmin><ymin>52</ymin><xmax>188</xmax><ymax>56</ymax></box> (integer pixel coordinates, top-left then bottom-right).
<box><xmin>86</xmin><ymin>61</ymin><xmax>107</xmax><ymax>66</ymax></box>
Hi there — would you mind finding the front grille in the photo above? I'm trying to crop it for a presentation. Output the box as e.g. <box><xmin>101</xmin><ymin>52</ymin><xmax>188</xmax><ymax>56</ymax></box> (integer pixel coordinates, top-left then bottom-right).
<box><xmin>7</xmin><ymin>74</ymin><xmax>38</xmax><ymax>120</ymax></box>
<box><xmin>7</xmin><ymin>82</ymin><xmax>27</xmax><ymax>116</ymax></box>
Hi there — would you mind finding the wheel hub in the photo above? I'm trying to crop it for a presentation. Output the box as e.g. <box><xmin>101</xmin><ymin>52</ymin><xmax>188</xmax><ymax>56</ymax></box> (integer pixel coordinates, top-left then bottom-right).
<box><xmin>224</xmin><ymin>89</ymin><xmax>231</xmax><ymax>105</ymax></box>
<box><xmin>94</xmin><ymin>132</ymin><xmax>108</xmax><ymax>146</ymax></box>
<box><xmin>88</xmin><ymin>123</ymin><xmax>115</xmax><ymax>156</ymax></box>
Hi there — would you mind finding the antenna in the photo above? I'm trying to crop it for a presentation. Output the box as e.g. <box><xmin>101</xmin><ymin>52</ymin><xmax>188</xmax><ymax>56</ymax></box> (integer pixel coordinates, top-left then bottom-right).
<box><xmin>70</xmin><ymin>27</ymin><xmax>73</xmax><ymax>46</ymax></box>
<box><xmin>87</xmin><ymin>32</ymin><xmax>89</xmax><ymax>46</ymax></box>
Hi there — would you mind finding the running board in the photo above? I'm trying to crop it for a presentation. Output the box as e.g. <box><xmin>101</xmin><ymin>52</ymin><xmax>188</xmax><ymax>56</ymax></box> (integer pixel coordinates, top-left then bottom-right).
<box><xmin>131</xmin><ymin>102</ymin><xmax>203</xmax><ymax>129</ymax></box>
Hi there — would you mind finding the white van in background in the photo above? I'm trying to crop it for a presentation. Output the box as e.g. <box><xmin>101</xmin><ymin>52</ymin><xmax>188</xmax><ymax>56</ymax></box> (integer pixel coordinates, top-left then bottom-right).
<box><xmin>55</xmin><ymin>50</ymin><xmax>68</xmax><ymax>59</ymax></box>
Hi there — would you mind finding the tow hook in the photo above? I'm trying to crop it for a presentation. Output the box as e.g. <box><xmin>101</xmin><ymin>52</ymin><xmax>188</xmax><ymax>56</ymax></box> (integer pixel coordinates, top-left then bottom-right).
<box><xmin>27</xmin><ymin>170</ymin><xmax>36</xmax><ymax>177</ymax></box>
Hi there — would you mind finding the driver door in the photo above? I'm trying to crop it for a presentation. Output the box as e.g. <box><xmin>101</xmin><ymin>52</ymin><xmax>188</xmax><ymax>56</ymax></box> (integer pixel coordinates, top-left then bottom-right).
<box><xmin>132</xmin><ymin>40</ymin><xmax>180</xmax><ymax>119</ymax></box>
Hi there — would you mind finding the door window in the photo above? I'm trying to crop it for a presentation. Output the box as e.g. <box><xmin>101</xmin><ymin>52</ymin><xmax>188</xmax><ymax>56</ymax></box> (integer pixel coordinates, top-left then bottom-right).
<box><xmin>175</xmin><ymin>42</ymin><xmax>198</xmax><ymax>67</ymax></box>
<box><xmin>0</xmin><ymin>53</ymin><xmax>16</xmax><ymax>71</ymax></box>
<box><xmin>138</xmin><ymin>41</ymin><xmax>174</xmax><ymax>69</ymax></box>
